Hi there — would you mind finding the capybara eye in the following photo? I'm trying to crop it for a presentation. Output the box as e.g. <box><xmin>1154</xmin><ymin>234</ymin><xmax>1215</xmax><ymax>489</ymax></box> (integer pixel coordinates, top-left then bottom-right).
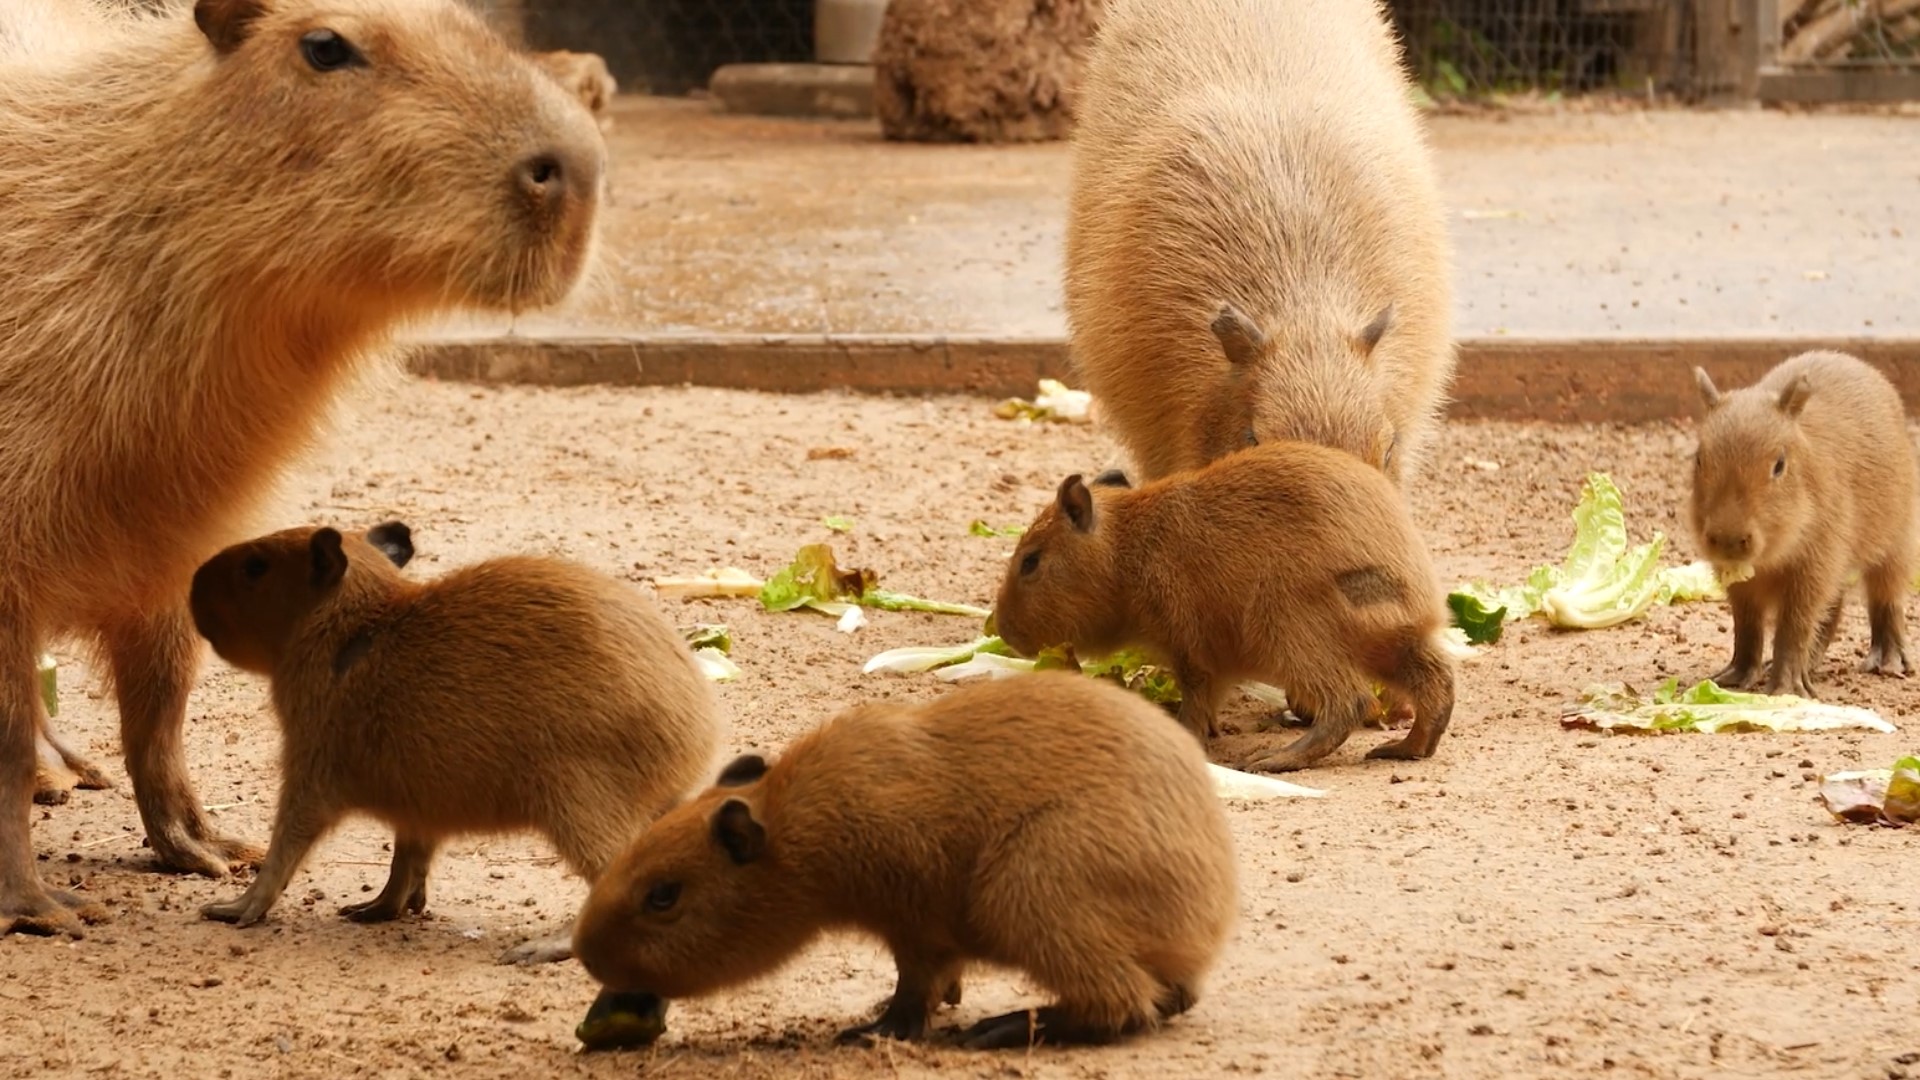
<box><xmin>1773</xmin><ymin>454</ymin><xmax>1787</xmax><ymax>478</ymax></box>
<box><xmin>1242</xmin><ymin>427</ymin><xmax>1257</xmax><ymax>448</ymax></box>
<box><xmin>644</xmin><ymin>881</ymin><xmax>681</xmax><ymax>913</ymax></box>
<box><xmin>1019</xmin><ymin>550</ymin><xmax>1041</xmax><ymax>576</ymax></box>
<box><xmin>300</xmin><ymin>29</ymin><xmax>362</xmax><ymax>73</ymax></box>
<box><xmin>241</xmin><ymin>555</ymin><xmax>270</xmax><ymax>581</ymax></box>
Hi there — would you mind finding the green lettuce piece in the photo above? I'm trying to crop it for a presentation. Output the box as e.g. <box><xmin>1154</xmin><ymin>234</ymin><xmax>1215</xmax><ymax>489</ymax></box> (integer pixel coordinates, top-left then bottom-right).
<box><xmin>759</xmin><ymin>544</ymin><xmax>989</xmax><ymax>619</ymax></box>
<box><xmin>864</xmin><ymin>635</ymin><xmax>1181</xmax><ymax>706</ymax></box>
<box><xmin>863</xmin><ymin>636</ymin><xmax>1014</xmax><ymax>675</ymax></box>
<box><xmin>1446</xmin><ymin>593</ymin><xmax>1507</xmax><ymax>645</ymax></box>
<box><xmin>1456</xmin><ymin>474</ymin><xmax>1724</xmax><ymax>633</ymax></box>
<box><xmin>1887</xmin><ymin>756</ymin><xmax>1920</xmax><ymax>823</ymax></box>
<box><xmin>968</xmin><ymin>520</ymin><xmax>1026</xmax><ymax>539</ymax></box>
<box><xmin>681</xmin><ymin>624</ymin><xmax>732</xmax><ymax>654</ymax></box>
<box><xmin>822</xmin><ymin>516</ymin><xmax>854</xmax><ymax>533</ymax></box>
<box><xmin>1818</xmin><ymin>755</ymin><xmax>1920</xmax><ymax>825</ymax></box>
<box><xmin>38</xmin><ymin>653</ymin><xmax>57</xmax><ymax>719</ymax></box>
<box><xmin>691</xmin><ymin>648</ymin><xmax>740</xmax><ymax>682</ymax></box>
<box><xmin>1563</xmin><ymin>678</ymin><xmax>1896</xmax><ymax>735</ymax></box>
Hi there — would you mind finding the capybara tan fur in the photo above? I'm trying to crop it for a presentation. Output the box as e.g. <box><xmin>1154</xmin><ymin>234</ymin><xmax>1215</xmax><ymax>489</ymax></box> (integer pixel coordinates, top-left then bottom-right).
<box><xmin>0</xmin><ymin>0</ymin><xmax>603</xmax><ymax>936</ymax></box>
<box><xmin>571</xmin><ymin>674</ymin><xmax>1238</xmax><ymax>1050</ymax></box>
<box><xmin>1067</xmin><ymin>0</ymin><xmax>1453</xmax><ymax>485</ymax></box>
<box><xmin>993</xmin><ymin>442</ymin><xmax>1457</xmax><ymax>772</ymax></box>
<box><xmin>531</xmin><ymin>49</ymin><xmax>617</xmax><ymax>132</ymax></box>
<box><xmin>1690</xmin><ymin>351</ymin><xmax>1919</xmax><ymax>697</ymax></box>
<box><xmin>191</xmin><ymin>523</ymin><xmax>720</xmax><ymax>966</ymax></box>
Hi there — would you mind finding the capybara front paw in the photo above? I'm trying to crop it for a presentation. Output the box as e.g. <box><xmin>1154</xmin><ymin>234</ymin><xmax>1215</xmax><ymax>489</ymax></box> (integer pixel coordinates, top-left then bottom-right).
<box><xmin>31</xmin><ymin>772</ymin><xmax>72</xmax><ymax>806</ymax></box>
<box><xmin>199</xmin><ymin>894</ymin><xmax>269</xmax><ymax>927</ymax></box>
<box><xmin>1710</xmin><ymin>661</ymin><xmax>1762</xmax><ymax>690</ymax></box>
<box><xmin>957</xmin><ymin>1008</ymin><xmax>1041</xmax><ymax>1050</ymax></box>
<box><xmin>338</xmin><ymin>897</ymin><xmax>407</xmax><ymax>924</ymax></box>
<box><xmin>837</xmin><ymin>1004</ymin><xmax>930</xmax><ymax>1045</ymax></box>
<box><xmin>1364</xmin><ymin>735</ymin><xmax>1429</xmax><ymax>761</ymax></box>
<box><xmin>2</xmin><ymin>883</ymin><xmax>107</xmax><ymax>937</ymax></box>
<box><xmin>1861</xmin><ymin>643</ymin><xmax>1910</xmax><ymax>678</ymax></box>
<box><xmin>154</xmin><ymin>827</ymin><xmax>265</xmax><ymax>878</ymax></box>
<box><xmin>1763</xmin><ymin>666</ymin><xmax>1817</xmax><ymax>699</ymax></box>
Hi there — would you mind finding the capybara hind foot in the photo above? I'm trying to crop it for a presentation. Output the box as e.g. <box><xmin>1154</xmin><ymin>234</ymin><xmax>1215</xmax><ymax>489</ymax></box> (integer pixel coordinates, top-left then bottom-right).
<box><xmin>3</xmin><ymin>882</ymin><xmax>108</xmax><ymax>938</ymax></box>
<box><xmin>1710</xmin><ymin>659</ymin><xmax>1764</xmax><ymax>690</ymax></box>
<box><xmin>41</xmin><ymin>727</ymin><xmax>113</xmax><ymax>791</ymax></box>
<box><xmin>150</xmin><ymin>818</ymin><xmax>263</xmax><ymax>878</ymax></box>
<box><xmin>499</xmin><ymin>931</ymin><xmax>575</xmax><ymax>966</ymax></box>
<box><xmin>1240</xmin><ymin>700</ymin><xmax>1363</xmax><ymax>773</ymax></box>
<box><xmin>32</xmin><ymin>769</ymin><xmax>72</xmax><ymax>806</ymax></box>
<box><xmin>339</xmin><ymin>880</ymin><xmax>426</xmax><ymax>924</ymax></box>
<box><xmin>956</xmin><ymin>1006</ymin><xmax>1128</xmax><ymax>1050</ymax></box>
<box><xmin>838</xmin><ymin>993</ymin><xmax>933</xmax><ymax>1044</ymax></box>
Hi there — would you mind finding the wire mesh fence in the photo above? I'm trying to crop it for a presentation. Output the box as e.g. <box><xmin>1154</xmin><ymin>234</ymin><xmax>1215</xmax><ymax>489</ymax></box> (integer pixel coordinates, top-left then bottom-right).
<box><xmin>498</xmin><ymin>0</ymin><xmax>813</xmax><ymax>96</ymax></box>
<box><xmin>1777</xmin><ymin>0</ymin><xmax>1920</xmax><ymax>67</ymax></box>
<box><xmin>1387</xmin><ymin>0</ymin><xmax>1674</xmax><ymax>97</ymax></box>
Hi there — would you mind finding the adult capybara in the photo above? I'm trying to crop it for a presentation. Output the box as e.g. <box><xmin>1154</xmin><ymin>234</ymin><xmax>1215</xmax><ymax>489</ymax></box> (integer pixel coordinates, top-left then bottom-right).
<box><xmin>192</xmin><ymin>523</ymin><xmax>720</xmax><ymax>965</ymax></box>
<box><xmin>1068</xmin><ymin>0</ymin><xmax>1453</xmax><ymax>485</ymax></box>
<box><xmin>0</xmin><ymin>0</ymin><xmax>603</xmax><ymax>936</ymax></box>
<box><xmin>571</xmin><ymin>674</ymin><xmax>1238</xmax><ymax>1049</ymax></box>
<box><xmin>993</xmin><ymin>442</ymin><xmax>1456</xmax><ymax>772</ymax></box>
<box><xmin>1691</xmin><ymin>352</ymin><xmax>1919</xmax><ymax>697</ymax></box>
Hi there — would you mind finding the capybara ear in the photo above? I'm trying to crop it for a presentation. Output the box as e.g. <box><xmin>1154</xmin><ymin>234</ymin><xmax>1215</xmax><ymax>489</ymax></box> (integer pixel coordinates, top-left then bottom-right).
<box><xmin>1210</xmin><ymin>302</ymin><xmax>1265</xmax><ymax>367</ymax></box>
<box><xmin>1693</xmin><ymin>367</ymin><xmax>1722</xmax><ymax>410</ymax></box>
<box><xmin>309</xmin><ymin>528</ymin><xmax>348</xmax><ymax>589</ymax></box>
<box><xmin>710</xmin><ymin>799</ymin><xmax>766</xmax><ymax>865</ymax></box>
<box><xmin>365</xmin><ymin>521</ymin><xmax>414</xmax><ymax>569</ymax></box>
<box><xmin>1091</xmin><ymin>468</ymin><xmax>1132</xmax><ymax>489</ymax></box>
<box><xmin>194</xmin><ymin>0</ymin><xmax>269</xmax><ymax>54</ymax></box>
<box><xmin>1358</xmin><ymin>304</ymin><xmax>1395</xmax><ymax>357</ymax></box>
<box><xmin>1057</xmin><ymin>474</ymin><xmax>1095</xmax><ymax>533</ymax></box>
<box><xmin>1777</xmin><ymin>374</ymin><xmax>1814</xmax><ymax>418</ymax></box>
<box><xmin>716</xmin><ymin>754</ymin><xmax>768</xmax><ymax>787</ymax></box>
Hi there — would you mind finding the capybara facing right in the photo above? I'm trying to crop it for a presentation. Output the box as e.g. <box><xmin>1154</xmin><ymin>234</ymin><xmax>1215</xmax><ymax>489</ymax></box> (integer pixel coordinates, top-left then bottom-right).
<box><xmin>191</xmin><ymin>522</ymin><xmax>720</xmax><ymax>965</ymax></box>
<box><xmin>1068</xmin><ymin>0</ymin><xmax>1453</xmax><ymax>485</ymax></box>
<box><xmin>1690</xmin><ymin>351</ymin><xmax>1919</xmax><ymax>697</ymax></box>
<box><xmin>1</xmin><ymin>0</ymin><xmax>602</xmax><ymax>936</ymax></box>
<box><xmin>572</xmin><ymin>674</ymin><xmax>1238</xmax><ymax>1050</ymax></box>
<box><xmin>993</xmin><ymin>441</ymin><xmax>1456</xmax><ymax>772</ymax></box>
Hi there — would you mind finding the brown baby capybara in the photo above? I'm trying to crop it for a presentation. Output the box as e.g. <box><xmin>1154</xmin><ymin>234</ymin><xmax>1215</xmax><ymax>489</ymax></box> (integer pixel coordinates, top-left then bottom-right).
<box><xmin>191</xmin><ymin>523</ymin><xmax>720</xmax><ymax>965</ymax></box>
<box><xmin>1690</xmin><ymin>351</ymin><xmax>1919</xmax><ymax>697</ymax></box>
<box><xmin>1068</xmin><ymin>0</ymin><xmax>1453</xmax><ymax>485</ymax></box>
<box><xmin>531</xmin><ymin>49</ymin><xmax>617</xmax><ymax>132</ymax></box>
<box><xmin>0</xmin><ymin>0</ymin><xmax>602</xmax><ymax>936</ymax></box>
<box><xmin>993</xmin><ymin>442</ymin><xmax>1456</xmax><ymax>772</ymax></box>
<box><xmin>571</xmin><ymin>674</ymin><xmax>1238</xmax><ymax>1050</ymax></box>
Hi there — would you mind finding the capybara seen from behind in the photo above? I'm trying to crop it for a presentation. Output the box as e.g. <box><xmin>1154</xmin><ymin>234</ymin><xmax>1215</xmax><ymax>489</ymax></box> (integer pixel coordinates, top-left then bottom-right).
<box><xmin>1690</xmin><ymin>351</ymin><xmax>1919</xmax><ymax>697</ymax></box>
<box><xmin>571</xmin><ymin>674</ymin><xmax>1238</xmax><ymax>1049</ymax></box>
<box><xmin>1068</xmin><ymin>0</ymin><xmax>1453</xmax><ymax>485</ymax></box>
<box><xmin>993</xmin><ymin>442</ymin><xmax>1456</xmax><ymax>772</ymax></box>
<box><xmin>0</xmin><ymin>0</ymin><xmax>603</xmax><ymax>935</ymax></box>
<box><xmin>191</xmin><ymin>523</ymin><xmax>720</xmax><ymax>965</ymax></box>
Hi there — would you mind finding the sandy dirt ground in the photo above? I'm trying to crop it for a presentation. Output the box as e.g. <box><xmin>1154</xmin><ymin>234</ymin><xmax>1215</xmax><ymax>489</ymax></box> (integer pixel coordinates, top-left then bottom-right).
<box><xmin>6</xmin><ymin>381</ymin><xmax>1918</xmax><ymax>1080</ymax></box>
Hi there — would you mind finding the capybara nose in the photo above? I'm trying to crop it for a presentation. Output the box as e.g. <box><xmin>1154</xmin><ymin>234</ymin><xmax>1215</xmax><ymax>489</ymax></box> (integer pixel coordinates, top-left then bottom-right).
<box><xmin>514</xmin><ymin>146</ymin><xmax>601</xmax><ymax>209</ymax></box>
<box><xmin>1708</xmin><ymin>531</ymin><xmax>1753</xmax><ymax>559</ymax></box>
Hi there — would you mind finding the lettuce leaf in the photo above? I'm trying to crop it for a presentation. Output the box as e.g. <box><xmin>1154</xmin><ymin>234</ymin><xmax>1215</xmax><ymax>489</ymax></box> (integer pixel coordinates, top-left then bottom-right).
<box><xmin>1447</xmin><ymin>593</ymin><xmax>1507</xmax><ymax>645</ymax></box>
<box><xmin>1818</xmin><ymin>756</ymin><xmax>1920</xmax><ymax>825</ymax></box>
<box><xmin>968</xmin><ymin>520</ymin><xmax>1026</xmax><ymax>539</ymax></box>
<box><xmin>1562</xmin><ymin>678</ymin><xmax>1896</xmax><ymax>735</ymax></box>
<box><xmin>992</xmin><ymin>378</ymin><xmax>1092</xmax><ymax>424</ymax></box>
<box><xmin>759</xmin><ymin>544</ymin><xmax>990</xmax><ymax>619</ymax></box>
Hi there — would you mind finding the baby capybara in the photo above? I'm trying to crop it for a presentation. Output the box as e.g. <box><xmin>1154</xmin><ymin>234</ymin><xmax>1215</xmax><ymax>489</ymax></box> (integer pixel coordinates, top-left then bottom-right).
<box><xmin>571</xmin><ymin>674</ymin><xmax>1239</xmax><ymax>1049</ymax></box>
<box><xmin>191</xmin><ymin>523</ymin><xmax>719</xmax><ymax>965</ymax></box>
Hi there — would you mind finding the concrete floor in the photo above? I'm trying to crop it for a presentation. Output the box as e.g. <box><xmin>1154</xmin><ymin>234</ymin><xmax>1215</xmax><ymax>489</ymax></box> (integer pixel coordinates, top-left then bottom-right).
<box><xmin>441</xmin><ymin>98</ymin><xmax>1920</xmax><ymax>342</ymax></box>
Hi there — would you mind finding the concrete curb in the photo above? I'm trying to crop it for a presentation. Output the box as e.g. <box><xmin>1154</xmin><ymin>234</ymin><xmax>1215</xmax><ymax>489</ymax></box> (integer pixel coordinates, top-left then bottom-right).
<box><xmin>406</xmin><ymin>334</ymin><xmax>1920</xmax><ymax>423</ymax></box>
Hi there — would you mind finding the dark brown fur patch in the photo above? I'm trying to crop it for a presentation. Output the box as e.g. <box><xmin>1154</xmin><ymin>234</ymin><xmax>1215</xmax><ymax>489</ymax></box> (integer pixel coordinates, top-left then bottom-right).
<box><xmin>332</xmin><ymin>632</ymin><xmax>373</xmax><ymax>676</ymax></box>
<box><xmin>1335</xmin><ymin>567</ymin><xmax>1404</xmax><ymax>608</ymax></box>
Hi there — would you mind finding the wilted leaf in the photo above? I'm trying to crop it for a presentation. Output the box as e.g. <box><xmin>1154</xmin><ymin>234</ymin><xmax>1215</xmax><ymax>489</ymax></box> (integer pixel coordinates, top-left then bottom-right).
<box><xmin>1563</xmin><ymin>679</ymin><xmax>1895</xmax><ymax>735</ymax></box>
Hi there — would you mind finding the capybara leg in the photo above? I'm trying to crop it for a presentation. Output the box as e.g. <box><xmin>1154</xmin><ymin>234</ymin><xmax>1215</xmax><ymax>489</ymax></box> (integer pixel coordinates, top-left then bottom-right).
<box><xmin>1765</xmin><ymin>579</ymin><xmax>1833</xmax><ymax>699</ymax></box>
<box><xmin>837</xmin><ymin>952</ymin><xmax>959</xmax><ymax>1044</ymax></box>
<box><xmin>1156</xmin><ymin>982</ymin><xmax>1198</xmax><ymax>1019</ymax></box>
<box><xmin>1171</xmin><ymin>661</ymin><xmax>1219</xmax><ymax>742</ymax></box>
<box><xmin>1368</xmin><ymin>643</ymin><xmax>1455</xmax><ymax>762</ymax></box>
<box><xmin>42</xmin><ymin>716</ymin><xmax>112</xmax><ymax>791</ymax></box>
<box><xmin>867</xmin><ymin>971</ymin><xmax>964</xmax><ymax>1019</ymax></box>
<box><xmin>1712</xmin><ymin>582</ymin><xmax>1767</xmax><ymax>689</ymax></box>
<box><xmin>33</xmin><ymin>731</ymin><xmax>76</xmax><ymax>806</ymax></box>
<box><xmin>340</xmin><ymin>833</ymin><xmax>436</xmax><ymax>923</ymax></box>
<box><xmin>1242</xmin><ymin>695</ymin><xmax>1364</xmax><ymax>773</ymax></box>
<box><xmin>1861</xmin><ymin>560</ymin><xmax>1911</xmax><ymax>677</ymax></box>
<box><xmin>104</xmin><ymin>606</ymin><xmax>261</xmax><ymax>876</ymax></box>
<box><xmin>1</xmin><ymin>617</ymin><xmax>107</xmax><ymax>937</ymax></box>
<box><xmin>1810</xmin><ymin>599</ymin><xmax>1845</xmax><ymax>666</ymax></box>
<box><xmin>200</xmin><ymin>793</ymin><xmax>335</xmax><ymax>928</ymax></box>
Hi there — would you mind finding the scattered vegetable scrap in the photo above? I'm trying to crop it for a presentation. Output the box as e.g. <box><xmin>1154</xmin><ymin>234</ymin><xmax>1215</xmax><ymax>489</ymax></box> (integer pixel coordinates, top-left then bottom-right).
<box><xmin>1450</xmin><ymin>473</ymin><xmax>1728</xmax><ymax>639</ymax></box>
<box><xmin>758</xmin><ymin>543</ymin><xmax>989</xmax><ymax>619</ymax></box>
<box><xmin>821</xmin><ymin>515</ymin><xmax>854</xmax><ymax>533</ymax></box>
<box><xmin>652</xmin><ymin>567</ymin><xmax>765</xmax><ymax>601</ymax></box>
<box><xmin>575</xmin><ymin>988</ymin><xmax>668</xmax><ymax>1052</ymax></box>
<box><xmin>680</xmin><ymin>624</ymin><xmax>739</xmax><ymax>682</ymax></box>
<box><xmin>1206</xmin><ymin>763</ymin><xmax>1325</xmax><ymax>800</ymax></box>
<box><xmin>967</xmin><ymin>520</ymin><xmax>1026</xmax><ymax>539</ymax></box>
<box><xmin>1561</xmin><ymin>678</ymin><xmax>1895</xmax><ymax>735</ymax></box>
<box><xmin>38</xmin><ymin>653</ymin><xmax>57</xmax><ymax>717</ymax></box>
<box><xmin>1817</xmin><ymin>757</ymin><xmax>1920</xmax><ymax>826</ymax></box>
<box><xmin>992</xmin><ymin>378</ymin><xmax>1092</xmax><ymax>424</ymax></box>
